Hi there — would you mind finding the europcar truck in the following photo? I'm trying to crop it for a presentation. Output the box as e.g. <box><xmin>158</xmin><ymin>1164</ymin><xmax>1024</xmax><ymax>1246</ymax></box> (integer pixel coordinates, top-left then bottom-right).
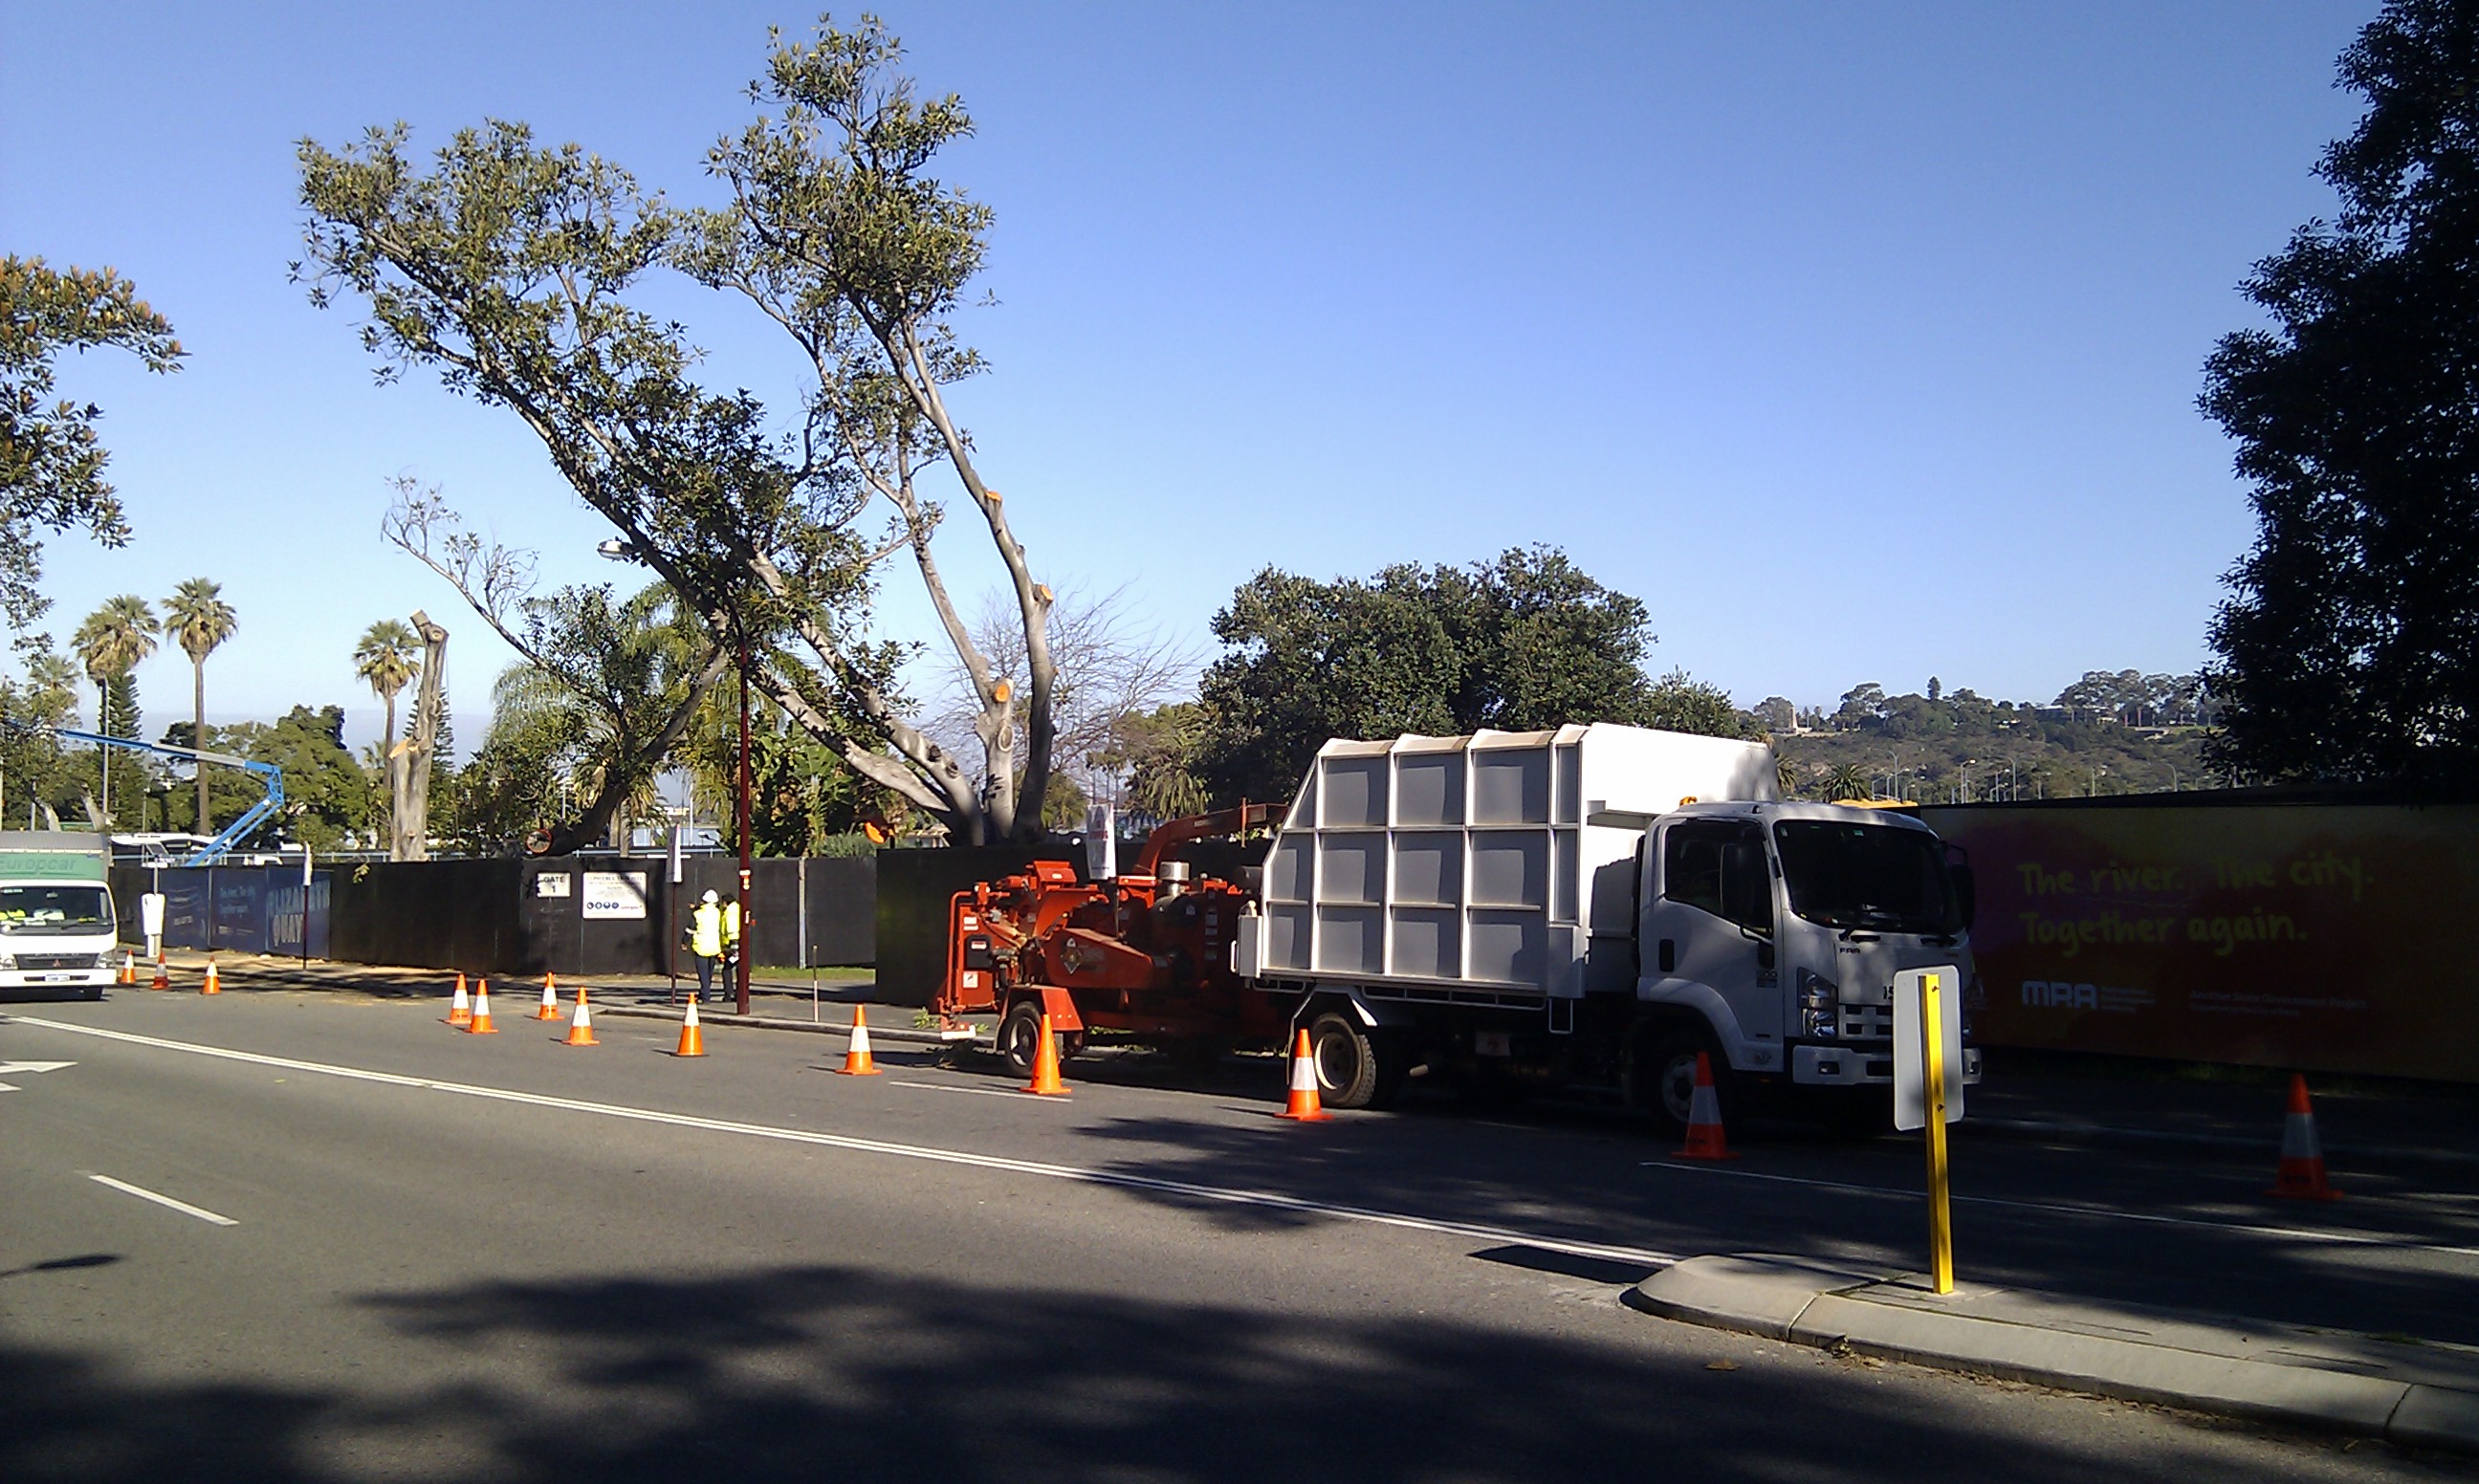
<box><xmin>943</xmin><ymin>724</ymin><xmax>1981</xmax><ymax>1131</ymax></box>
<box><xmin>1237</xmin><ymin>725</ymin><xmax>1984</xmax><ymax>1129</ymax></box>
<box><xmin>0</xmin><ymin>830</ymin><xmax>119</xmax><ymax>999</ymax></box>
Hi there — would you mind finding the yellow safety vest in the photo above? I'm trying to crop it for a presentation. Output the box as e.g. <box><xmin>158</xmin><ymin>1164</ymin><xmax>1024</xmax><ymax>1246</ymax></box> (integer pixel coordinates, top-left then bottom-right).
<box><xmin>723</xmin><ymin>900</ymin><xmax>742</xmax><ymax>948</ymax></box>
<box><xmin>691</xmin><ymin>902</ymin><xmax>723</xmax><ymax>957</ymax></box>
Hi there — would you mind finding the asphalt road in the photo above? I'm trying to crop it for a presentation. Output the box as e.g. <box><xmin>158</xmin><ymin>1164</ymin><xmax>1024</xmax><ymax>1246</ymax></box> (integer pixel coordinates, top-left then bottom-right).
<box><xmin>2</xmin><ymin>988</ymin><xmax>2471</xmax><ymax>1482</ymax></box>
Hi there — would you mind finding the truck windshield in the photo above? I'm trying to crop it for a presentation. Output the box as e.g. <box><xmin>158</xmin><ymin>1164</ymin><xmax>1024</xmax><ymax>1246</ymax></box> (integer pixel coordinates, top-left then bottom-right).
<box><xmin>0</xmin><ymin>884</ymin><xmax>115</xmax><ymax>935</ymax></box>
<box><xmin>1772</xmin><ymin>820</ymin><xmax>1960</xmax><ymax>935</ymax></box>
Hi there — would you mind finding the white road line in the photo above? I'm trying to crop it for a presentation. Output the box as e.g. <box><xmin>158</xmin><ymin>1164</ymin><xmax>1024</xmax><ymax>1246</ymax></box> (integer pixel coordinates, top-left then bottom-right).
<box><xmin>889</xmin><ymin>1079</ymin><xmax>1074</xmax><ymax>1102</ymax></box>
<box><xmin>1640</xmin><ymin>1159</ymin><xmax>2479</xmax><ymax>1260</ymax></box>
<box><xmin>5</xmin><ymin>1015</ymin><xmax>1675</xmax><ymax>1271</ymax></box>
<box><xmin>88</xmin><ymin>1173</ymin><xmax>238</xmax><ymax>1227</ymax></box>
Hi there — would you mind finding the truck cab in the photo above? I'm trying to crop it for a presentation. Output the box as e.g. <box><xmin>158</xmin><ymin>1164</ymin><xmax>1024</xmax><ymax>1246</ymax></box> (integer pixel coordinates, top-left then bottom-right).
<box><xmin>0</xmin><ymin>831</ymin><xmax>119</xmax><ymax>999</ymax></box>
<box><xmin>1634</xmin><ymin>801</ymin><xmax>1982</xmax><ymax>1126</ymax></box>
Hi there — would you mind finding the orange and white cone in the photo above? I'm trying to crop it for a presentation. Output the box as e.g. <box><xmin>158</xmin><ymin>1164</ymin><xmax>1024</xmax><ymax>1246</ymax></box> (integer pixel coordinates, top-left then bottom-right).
<box><xmin>1278</xmin><ymin>1027</ymin><xmax>1331</xmax><ymax>1122</ymax></box>
<box><xmin>1023</xmin><ymin>1010</ymin><xmax>1069</xmax><ymax>1096</ymax></box>
<box><xmin>534</xmin><ymin>973</ymin><xmax>562</xmax><ymax>1021</ymax></box>
<box><xmin>2269</xmin><ymin>1073</ymin><xmax>2341</xmax><ymax>1200</ymax></box>
<box><xmin>151</xmin><ymin>958</ymin><xmax>169</xmax><ymax>991</ymax></box>
<box><xmin>562</xmin><ymin>986</ymin><xmax>599</xmax><ymax>1047</ymax></box>
<box><xmin>200</xmin><ymin>961</ymin><xmax>220</xmax><ymax>996</ymax></box>
<box><xmin>836</xmin><ymin>1004</ymin><xmax>881</xmax><ymax>1076</ymax></box>
<box><xmin>1673</xmin><ymin>1052</ymin><xmax>1739</xmax><ymax>1160</ymax></box>
<box><xmin>672</xmin><ymin>997</ymin><xmax>707</xmax><ymax>1057</ymax></box>
<box><xmin>446</xmin><ymin>972</ymin><xmax>472</xmax><ymax>1027</ymax></box>
<box><xmin>120</xmin><ymin>952</ymin><xmax>137</xmax><ymax>985</ymax></box>
<box><xmin>466</xmin><ymin>979</ymin><xmax>499</xmax><ymax>1035</ymax></box>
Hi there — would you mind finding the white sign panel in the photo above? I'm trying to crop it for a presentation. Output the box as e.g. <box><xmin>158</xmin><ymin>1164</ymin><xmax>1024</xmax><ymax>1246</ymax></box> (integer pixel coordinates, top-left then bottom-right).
<box><xmin>580</xmin><ymin>871</ymin><xmax>648</xmax><ymax>920</ymax></box>
<box><xmin>140</xmin><ymin>892</ymin><xmax>167</xmax><ymax>936</ymax></box>
<box><xmin>1893</xmin><ymin>964</ymin><xmax>1965</xmax><ymax>1130</ymax></box>
<box><xmin>534</xmin><ymin>874</ymin><xmax>573</xmax><ymax>898</ymax></box>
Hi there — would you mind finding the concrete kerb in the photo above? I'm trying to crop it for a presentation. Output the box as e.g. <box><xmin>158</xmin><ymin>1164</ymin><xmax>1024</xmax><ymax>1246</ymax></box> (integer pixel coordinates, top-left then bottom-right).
<box><xmin>1966</xmin><ymin>1115</ymin><xmax>2479</xmax><ymax>1176</ymax></box>
<box><xmin>591</xmin><ymin>1001</ymin><xmax>983</xmax><ymax>1049</ymax></box>
<box><xmin>1626</xmin><ymin>1253</ymin><xmax>2479</xmax><ymax>1456</ymax></box>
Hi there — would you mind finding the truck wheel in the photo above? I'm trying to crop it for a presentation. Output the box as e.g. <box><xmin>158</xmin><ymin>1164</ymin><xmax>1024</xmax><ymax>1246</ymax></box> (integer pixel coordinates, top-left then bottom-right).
<box><xmin>998</xmin><ymin>999</ymin><xmax>1086</xmax><ymax>1076</ymax></box>
<box><xmin>1307</xmin><ymin>1012</ymin><xmax>1406</xmax><ymax>1109</ymax></box>
<box><xmin>1645</xmin><ymin>1030</ymin><xmax>1728</xmax><ymax>1137</ymax></box>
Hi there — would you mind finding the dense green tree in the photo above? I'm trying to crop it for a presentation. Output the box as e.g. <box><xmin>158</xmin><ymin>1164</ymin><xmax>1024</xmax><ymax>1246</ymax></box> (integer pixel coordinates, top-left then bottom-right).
<box><xmin>1195</xmin><ymin>548</ymin><xmax>1684</xmax><ymax>804</ymax></box>
<box><xmin>2202</xmin><ymin>0</ymin><xmax>2479</xmax><ymax>784</ymax></box>
<box><xmin>1642</xmin><ymin>668</ymin><xmax>1751</xmax><ymax>741</ymax></box>
<box><xmin>0</xmin><ymin>256</ymin><xmax>183</xmax><ymax>630</ymax></box>
<box><xmin>162</xmin><ymin>577</ymin><xmax>236</xmax><ymax>833</ymax></box>
<box><xmin>222</xmin><ymin>706</ymin><xmax>373</xmax><ymax>850</ymax></box>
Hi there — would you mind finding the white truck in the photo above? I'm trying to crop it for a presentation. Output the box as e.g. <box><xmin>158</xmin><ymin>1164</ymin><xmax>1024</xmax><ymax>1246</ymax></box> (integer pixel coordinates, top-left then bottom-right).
<box><xmin>0</xmin><ymin>830</ymin><xmax>120</xmax><ymax>999</ymax></box>
<box><xmin>1234</xmin><ymin>725</ymin><xmax>1984</xmax><ymax>1129</ymax></box>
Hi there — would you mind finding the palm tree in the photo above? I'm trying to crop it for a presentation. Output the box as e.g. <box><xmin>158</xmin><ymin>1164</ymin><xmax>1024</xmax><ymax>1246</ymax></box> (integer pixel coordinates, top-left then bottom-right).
<box><xmin>1825</xmin><ymin>761</ymin><xmax>1870</xmax><ymax>802</ymax></box>
<box><xmin>68</xmin><ymin>594</ymin><xmax>159</xmax><ymax>823</ymax></box>
<box><xmin>163</xmin><ymin>578</ymin><xmax>237</xmax><ymax>835</ymax></box>
<box><xmin>355</xmin><ymin>619</ymin><xmax>422</xmax><ymax>836</ymax></box>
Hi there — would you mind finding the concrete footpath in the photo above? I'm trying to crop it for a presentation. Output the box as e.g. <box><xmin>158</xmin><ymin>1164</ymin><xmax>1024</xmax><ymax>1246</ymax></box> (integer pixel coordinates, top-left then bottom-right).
<box><xmin>1628</xmin><ymin>1254</ymin><xmax>2479</xmax><ymax>1456</ymax></box>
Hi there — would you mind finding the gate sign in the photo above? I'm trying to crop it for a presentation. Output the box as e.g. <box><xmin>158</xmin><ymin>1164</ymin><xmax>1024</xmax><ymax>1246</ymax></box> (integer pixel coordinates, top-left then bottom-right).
<box><xmin>1893</xmin><ymin>965</ymin><xmax>1965</xmax><ymax>1130</ymax></box>
<box><xmin>580</xmin><ymin>871</ymin><xmax>647</xmax><ymax>920</ymax></box>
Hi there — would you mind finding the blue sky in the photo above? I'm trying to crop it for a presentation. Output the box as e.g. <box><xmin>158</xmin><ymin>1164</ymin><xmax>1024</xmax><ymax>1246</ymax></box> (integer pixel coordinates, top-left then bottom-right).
<box><xmin>2</xmin><ymin>2</ymin><xmax>2376</xmax><ymax>753</ymax></box>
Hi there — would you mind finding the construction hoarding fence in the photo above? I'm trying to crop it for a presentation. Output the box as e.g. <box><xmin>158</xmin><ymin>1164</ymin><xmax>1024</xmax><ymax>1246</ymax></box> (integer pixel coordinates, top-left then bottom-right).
<box><xmin>1920</xmin><ymin>800</ymin><xmax>2479</xmax><ymax>1084</ymax></box>
<box><xmin>113</xmin><ymin>854</ymin><xmax>874</xmax><ymax>981</ymax></box>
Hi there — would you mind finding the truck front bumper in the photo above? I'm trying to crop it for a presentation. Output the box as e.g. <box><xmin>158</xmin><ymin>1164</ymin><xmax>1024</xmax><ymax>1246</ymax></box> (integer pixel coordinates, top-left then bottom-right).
<box><xmin>1791</xmin><ymin>1043</ymin><xmax>1982</xmax><ymax>1087</ymax></box>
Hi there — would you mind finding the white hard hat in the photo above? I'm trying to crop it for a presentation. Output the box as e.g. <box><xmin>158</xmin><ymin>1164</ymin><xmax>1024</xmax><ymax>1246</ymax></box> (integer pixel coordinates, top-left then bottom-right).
<box><xmin>702</xmin><ymin>889</ymin><xmax>719</xmax><ymax>904</ymax></box>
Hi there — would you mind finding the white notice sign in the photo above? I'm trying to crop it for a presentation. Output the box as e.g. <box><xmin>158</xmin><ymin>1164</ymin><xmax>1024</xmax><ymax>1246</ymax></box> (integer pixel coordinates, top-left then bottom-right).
<box><xmin>535</xmin><ymin>874</ymin><xmax>572</xmax><ymax>898</ymax></box>
<box><xmin>581</xmin><ymin>871</ymin><xmax>648</xmax><ymax>920</ymax></box>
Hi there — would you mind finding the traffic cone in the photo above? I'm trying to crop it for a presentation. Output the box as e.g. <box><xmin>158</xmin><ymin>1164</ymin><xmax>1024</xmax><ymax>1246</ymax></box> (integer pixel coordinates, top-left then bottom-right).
<box><xmin>534</xmin><ymin>973</ymin><xmax>562</xmax><ymax>1021</ymax></box>
<box><xmin>1277</xmin><ymin>1027</ymin><xmax>1331</xmax><ymax>1122</ymax></box>
<box><xmin>2269</xmin><ymin>1073</ymin><xmax>2341</xmax><ymax>1200</ymax></box>
<box><xmin>1023</xmin><ymin>1010</ymin><xmax>1069</xmax><ymax>1096</ymax></box>
<box><xmin>446</xmin><ymin>972</ymin><xmax>472</xmax><ymax>1026</ymax></box>
<box><xmin>200</xmin><ymin>961</ymin><xmax>220</xmax><ymax>996</ymax></box>
<box><xmin>836</xmin><ymin>1004</ymin><xmax>882</xmax><ymax>1076</ymax></box>
<box><xmin>1673</xmin><ymin>1052</ymin><xmax>1739</xmax><ymax>1161</ymax></box>
<box><xmin>672</xmin><ymin>997</ymin><xmax>707</xmax><ymax>1058</ymax></box>
<box><xmin>562</xmin><ymin>987</ymin><xmax>599</xmax><ymax>1047</ymax></box>
<box><xmin>466</xmin><ymin>979</ymin><xmax>499</xmax><ymax>1035</ymax></box>
<box><xmin>151</xmin><ymin>958</ymin><xmax>169</xmax><ymax>992</ymax></box>
<box><xmin>119</xmin><ymin>952</ymin><xmax>136</xmax><ymax>985</ymax></box>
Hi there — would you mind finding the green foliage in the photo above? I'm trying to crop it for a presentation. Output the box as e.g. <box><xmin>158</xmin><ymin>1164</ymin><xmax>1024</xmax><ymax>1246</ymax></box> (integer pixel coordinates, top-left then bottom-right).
<box><xmin>2201</xmin><ymin>0</ymin><xmax>2479</xmax><ymax>785</ymax></box>
<box><xmin>1196</xmin><ymin>547</ymin><xmax>1685</xmax><ymax>804</ymax></box>
<box><xmin>1776</xmin><ymin>678</ymin><xmax>2219</xmax><ymax>801</ymax></box>
<box><xmin>0</xmin><ymin>255</ymin><xmax>183</xmax><ymax>629</ymax></box>
<box><xmin>1642</xmin><ymin>668</ymin><xmax>1751</xmax><ymax>740</ymax></box>
<box><xmin>207</xmin><ymin>707</ymin><xmax>374</xmax><ymax>850</ymax></box>
<box><xmin>163</xmin><ymin>577</ymin><xmax>236</xmax><ymax>830</ymax></box>
<box><xmin>1099</xmin><ymin>703</ymin><xmax>1212</xmax><ymax>822</ymax></box>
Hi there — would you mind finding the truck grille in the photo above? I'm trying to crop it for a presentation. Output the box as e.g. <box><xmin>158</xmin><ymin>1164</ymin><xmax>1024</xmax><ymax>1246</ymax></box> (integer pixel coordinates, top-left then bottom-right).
<box><xmin>1838</xmin><ymin>1004</ymin><xmax>1892</xmax><ymax>1040</ymax></box>
<box><xmin>15</xmin><ymin>953</ymin><xmax>99</xmax><ymax>971</ymax></box>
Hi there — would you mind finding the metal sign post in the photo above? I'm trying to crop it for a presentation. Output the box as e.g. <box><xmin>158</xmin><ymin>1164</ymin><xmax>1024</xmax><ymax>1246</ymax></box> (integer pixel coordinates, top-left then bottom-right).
<box><xmin>1893</xmin><ymin>964</ymin><xmax>1964</xmax><ymax>1294</ymax></box>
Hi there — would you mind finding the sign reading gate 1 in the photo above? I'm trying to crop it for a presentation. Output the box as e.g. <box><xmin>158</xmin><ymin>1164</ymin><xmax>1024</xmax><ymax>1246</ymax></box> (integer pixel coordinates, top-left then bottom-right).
<box><xmin>1893</xmin><ymin>964</ymin><xmax>1965</xmax><ymax>1131</ymax></box>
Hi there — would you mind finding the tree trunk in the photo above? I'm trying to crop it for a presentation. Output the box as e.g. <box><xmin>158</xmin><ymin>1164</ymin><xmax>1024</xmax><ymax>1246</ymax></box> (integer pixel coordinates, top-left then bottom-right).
<box><xmin>390</xmin><ymin>612</ymin><xmax>450</xmax><ymax>862</ymax></box>
<box><xmin>379</xmin><ymin>691</ymin><xmax>399</xmax><ymax>848</ymax></box>
<box><xmin>192</xmin><ymin>657</ymin><xmax>208</xmax><ymax>836</ymax></box>
<box><xmin>96</xmin><ymin>682</ymin><xmax>109</xmax><ymax>825</ymax></box>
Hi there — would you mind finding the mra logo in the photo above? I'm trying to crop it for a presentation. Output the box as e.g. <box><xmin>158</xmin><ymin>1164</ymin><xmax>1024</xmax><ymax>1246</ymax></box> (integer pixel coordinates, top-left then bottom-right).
<box><xmin>2021</xmin><ymin>979</ymin><xmax>2096</xmax><ymax>1009</ymax></box>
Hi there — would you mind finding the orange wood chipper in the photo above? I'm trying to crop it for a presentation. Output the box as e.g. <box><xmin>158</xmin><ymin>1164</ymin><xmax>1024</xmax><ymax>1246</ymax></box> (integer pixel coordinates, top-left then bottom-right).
<box><xmin>937</xmin><ymin>804</ymin><xmax>1290</xmax><ymax>1075</ymax></box>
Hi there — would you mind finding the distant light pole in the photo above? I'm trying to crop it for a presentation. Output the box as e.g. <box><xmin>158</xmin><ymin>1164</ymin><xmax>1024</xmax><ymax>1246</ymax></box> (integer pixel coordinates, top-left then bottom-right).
<box><xmin>601</xmin><ymin>535</ymin><xmax>753</xmax><ymax>1015</ymax></box>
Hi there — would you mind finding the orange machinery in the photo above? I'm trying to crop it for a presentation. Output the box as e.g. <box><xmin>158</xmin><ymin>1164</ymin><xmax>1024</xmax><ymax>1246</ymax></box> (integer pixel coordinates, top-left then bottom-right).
<box><xmin>938</xmin><ymin>804</ymin><xmax>1288</xmax><ymax>1071</ymax></box>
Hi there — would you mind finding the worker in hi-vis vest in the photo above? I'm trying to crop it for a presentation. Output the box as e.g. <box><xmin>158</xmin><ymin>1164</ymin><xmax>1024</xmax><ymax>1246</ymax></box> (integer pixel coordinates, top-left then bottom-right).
<box><xmin>687</xmin><ymin>889</ymin><xmax>724</xmax><ymax>1000</ymax></box>
<box><xmin>722</xmin><ymin>893</ymin><xmax>743</xmax><ymax>976</ymax></box>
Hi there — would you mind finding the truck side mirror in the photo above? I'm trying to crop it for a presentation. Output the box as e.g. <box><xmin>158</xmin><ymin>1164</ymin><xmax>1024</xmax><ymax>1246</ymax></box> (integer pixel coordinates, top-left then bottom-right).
<box><xmin>1949</xmin><ymin>862</ymin><xmax>1977</xmax><ymax>930</ymax></box>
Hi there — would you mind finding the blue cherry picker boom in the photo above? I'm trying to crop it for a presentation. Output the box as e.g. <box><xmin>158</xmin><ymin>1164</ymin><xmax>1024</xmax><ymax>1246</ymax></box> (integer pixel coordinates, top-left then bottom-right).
<box><xmin>7</xmin><ymin>721</ymin><xmax>285</xmax><ymax>865</ymax></box>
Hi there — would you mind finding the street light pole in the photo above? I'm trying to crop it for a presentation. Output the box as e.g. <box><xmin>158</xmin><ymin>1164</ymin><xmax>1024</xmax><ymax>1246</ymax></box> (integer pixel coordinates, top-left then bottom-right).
<box><xmin>735</xmin><ymin>621</ymin><xmax>753</xmax><ymax>1017</ymax></box>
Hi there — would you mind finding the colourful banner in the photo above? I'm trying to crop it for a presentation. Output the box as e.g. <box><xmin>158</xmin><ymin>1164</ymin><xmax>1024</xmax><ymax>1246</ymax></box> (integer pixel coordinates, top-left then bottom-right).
<box><xmin>1918</xmin><ymin>803</ymin><xmax>2479</xmax><ymax>1083</ymax></box>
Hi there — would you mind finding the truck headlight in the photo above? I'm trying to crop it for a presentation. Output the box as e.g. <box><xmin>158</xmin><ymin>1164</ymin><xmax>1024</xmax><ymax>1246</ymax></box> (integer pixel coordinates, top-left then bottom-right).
<box><xmin>1798</xmin><ymin>968</ymin><xmax>1837</xmax><ymax>1037</ymax></box>
<box><xmin>0</xmin><ymin>954</ymin><xmax>15</xmax><ymax>970</ymax></box>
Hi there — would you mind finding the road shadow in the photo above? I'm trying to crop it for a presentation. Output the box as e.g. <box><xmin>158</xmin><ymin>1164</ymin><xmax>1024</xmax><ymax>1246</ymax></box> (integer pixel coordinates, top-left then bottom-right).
<box><xmin>0</xmin><ymin>1262</ymin><xmax>2393</xmax><ymax>1482</ymax></box>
